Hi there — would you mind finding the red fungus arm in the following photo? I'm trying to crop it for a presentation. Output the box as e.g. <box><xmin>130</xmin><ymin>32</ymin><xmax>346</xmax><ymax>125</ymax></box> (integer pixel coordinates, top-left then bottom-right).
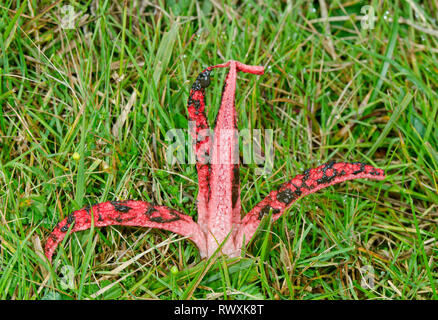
<box><xmin>44</xmin><ymin>200</ymin><xmax>207</xmax><ymax>262</ymax></box>
<box><xmin>204</xmin><ymin>61</ymin><xmax>264</xmax><ymax>256</ymax></box>
<box><xmin>187</xmin><ymin>61</ymin><xmax>264</xmax><ymax>245</ymax></box>
<box><xmin>187</xmin><ymin>67</ymin><xmax>214</xmax><ymax>231</ymax></box>
<box><xmin>237</xmin><ymin>162</ymin><xmax>385</xmax><ymax>245</ymax></box>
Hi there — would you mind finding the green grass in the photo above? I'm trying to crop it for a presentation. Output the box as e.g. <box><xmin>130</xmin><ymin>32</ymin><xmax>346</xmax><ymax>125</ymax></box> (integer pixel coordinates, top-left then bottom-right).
<box><xmin>0</xmin><ymin>0</ymin><xmax>437</xmax><ymax>300</ymax></box>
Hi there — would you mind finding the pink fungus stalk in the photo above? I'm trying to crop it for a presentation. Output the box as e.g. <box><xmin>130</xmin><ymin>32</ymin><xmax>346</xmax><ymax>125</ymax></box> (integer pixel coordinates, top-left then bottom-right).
<box><xmin>44</xmin><ymin>60</ymin><xmax>385</xmax><ymax>262</ymax></box>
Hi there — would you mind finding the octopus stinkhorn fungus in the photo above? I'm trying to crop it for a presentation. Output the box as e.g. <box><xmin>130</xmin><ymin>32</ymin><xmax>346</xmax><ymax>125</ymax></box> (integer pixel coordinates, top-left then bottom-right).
<box><xmin>44</xmin><ymin>60</ymin><xmax>385</xmax><ymax>262</ymax></box>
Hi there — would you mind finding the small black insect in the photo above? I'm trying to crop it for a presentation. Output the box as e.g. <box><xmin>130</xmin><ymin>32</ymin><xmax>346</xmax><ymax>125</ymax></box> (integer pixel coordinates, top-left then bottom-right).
<box><xmin>197</xmin><ymin>70</ymin><xmax>211</xmax><ymax>88</ymax></box>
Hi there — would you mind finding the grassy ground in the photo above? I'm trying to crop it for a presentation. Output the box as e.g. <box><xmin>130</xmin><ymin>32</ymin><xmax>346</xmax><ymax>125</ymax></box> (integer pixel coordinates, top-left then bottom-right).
<box><xmin>0</xmin><ymin>0</ymin><xmax>437</xmax><ymax>300</ymax></box>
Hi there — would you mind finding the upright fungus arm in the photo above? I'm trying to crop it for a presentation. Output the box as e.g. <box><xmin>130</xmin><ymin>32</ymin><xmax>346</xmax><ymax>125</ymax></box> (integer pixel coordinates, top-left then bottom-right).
<box><xmin>187</xmin><ymin>62</ymin><xmax>264</xmax><ymax>239</ymax></box>
<box><xmin>187</xmin><ymin>67</ymin><xmax>214</xmax><ymax>231</ymax></box>
<box><xmin>203</xmin><ymin>61</ymin><xmax>264</xmax><ymax>257</ymax></box>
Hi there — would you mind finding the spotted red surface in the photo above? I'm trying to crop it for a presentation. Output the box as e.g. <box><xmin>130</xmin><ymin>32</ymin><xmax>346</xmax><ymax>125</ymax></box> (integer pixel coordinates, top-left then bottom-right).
<box><xmin>44</xmin><ymin>61</ymin><xmax>385</xmax><ymax>262</ymax></box>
